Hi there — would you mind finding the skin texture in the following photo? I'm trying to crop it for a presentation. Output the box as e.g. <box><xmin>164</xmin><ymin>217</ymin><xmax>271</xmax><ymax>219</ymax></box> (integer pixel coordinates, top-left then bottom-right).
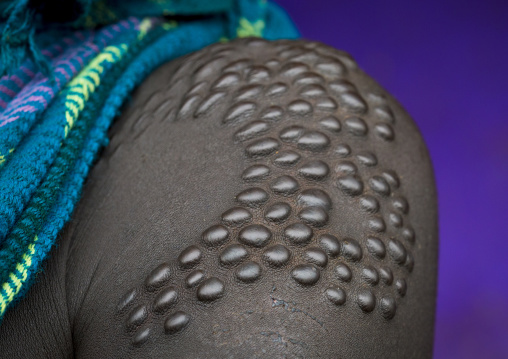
<box><xmin>0</xmin><ymin>38</ymin><xmax>438</xmax><ymax>358</ymax></box>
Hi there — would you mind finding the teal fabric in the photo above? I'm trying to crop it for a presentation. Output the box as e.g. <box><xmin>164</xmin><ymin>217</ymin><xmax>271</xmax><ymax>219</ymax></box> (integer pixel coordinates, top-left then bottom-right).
<box><xmin>0</xmin><ymin>0</ymin><xmax>298</xmax><ymax>321</ymax></box>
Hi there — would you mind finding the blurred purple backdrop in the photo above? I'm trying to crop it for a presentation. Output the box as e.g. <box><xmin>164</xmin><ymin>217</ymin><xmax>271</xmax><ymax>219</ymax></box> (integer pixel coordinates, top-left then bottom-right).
<box><xmin>274</xmin><ymin>0</ymin><xmax>508</xmax><ymax>357</ymax></box>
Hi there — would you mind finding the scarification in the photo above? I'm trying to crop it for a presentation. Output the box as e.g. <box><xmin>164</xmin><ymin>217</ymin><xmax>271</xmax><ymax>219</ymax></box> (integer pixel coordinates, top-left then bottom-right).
<box><xmin>115</xmin><ymin>38</ymin><xmax>417</xmax><ymax>346</ymax></box>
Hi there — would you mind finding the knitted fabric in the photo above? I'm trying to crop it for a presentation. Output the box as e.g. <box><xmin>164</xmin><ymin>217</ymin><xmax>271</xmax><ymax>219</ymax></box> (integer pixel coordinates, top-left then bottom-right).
<box><xmin>0</xmin><ymin>0</ymin><xmax>298</xmax><ymax>321</ymax></box>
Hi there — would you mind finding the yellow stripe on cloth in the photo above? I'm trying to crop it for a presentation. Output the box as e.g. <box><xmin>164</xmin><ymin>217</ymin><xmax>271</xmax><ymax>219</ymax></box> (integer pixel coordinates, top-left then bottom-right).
<box><xmin>237</xmin><ymin>18</ymin><xmax>265</xmax><ymax>38</ymax></box>
<box><xmin>138</xmin><ymin>18</ymin><xmax>154</xmax><ymax>40</ymax></box>
<box><xmin>63</xmin><ymin>44</ymin><xmax>128</xmax><ymax>137</ymax></box>
<box><xmin>0</xmin><ymin>238</ymin><xmax>37</xmax><ymax>316</ymax></box>
<box><xmin>0</xmin><ymin>148</ymin><xmax>15</xmax><ymax>167</ymax></box>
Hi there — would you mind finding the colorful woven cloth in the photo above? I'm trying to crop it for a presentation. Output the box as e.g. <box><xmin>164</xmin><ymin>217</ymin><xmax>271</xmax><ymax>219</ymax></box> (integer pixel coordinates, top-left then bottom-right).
<box><xmin>0</xmin><ymin>0</ymin><xmax>298</xmax><ymax>321</ymax></box>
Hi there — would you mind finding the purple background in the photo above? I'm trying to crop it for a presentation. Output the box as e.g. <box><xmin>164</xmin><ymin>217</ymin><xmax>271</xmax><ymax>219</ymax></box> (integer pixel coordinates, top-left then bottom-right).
<box><xmin>275</xmin><ymin>0</ymin><xmax>508</xmax><ymax>357</ymax></box>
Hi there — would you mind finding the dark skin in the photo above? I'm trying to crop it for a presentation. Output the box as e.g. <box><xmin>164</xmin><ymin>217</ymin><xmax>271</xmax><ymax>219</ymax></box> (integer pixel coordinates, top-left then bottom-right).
<box><xmin>0</xmin><ymin>38</ymin><xmax>438</xmax><ymax>358</ymax></box>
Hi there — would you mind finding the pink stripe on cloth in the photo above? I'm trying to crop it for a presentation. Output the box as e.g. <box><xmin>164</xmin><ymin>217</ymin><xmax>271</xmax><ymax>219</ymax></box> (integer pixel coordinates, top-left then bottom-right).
<box><xmin>2</xmin><ymin>85</ymin><xmax>54</xmax><ymax>119</ymax></box>
<box><xmin>24</xmin><ymin>95</ymin><xmax>48</xmax><ymax>107</ymax></box>
<box><xmin>103</xmin><ymin>29</ymin><xmax>114</xmax><ymax>39</ymax></box>
<box><xmin>55</xmin><ymin>68</ymin><xmax>72</xmax><ymax>81</ymax></box>
<box><xmin>89</xmin><ymin>42</ymin><xmax>100</xmax><ymax>52</ymax></box>
<box><xmin>60</xmin><ymin>60</ymin><xmax>78</xmax><ymax>75</ymax></box>
<box><xmin>41</xmin><ymin>49</ymin><xmax>54</xmax><ymax>58</ymax></box>
<box><xmin>10</xmin><ymin>83</ymin><xmax>53</xmax><ymax>105</ymax></box>
<box><xmin>10</xmin><ymin>75</ymin><xmax>25</xmax><ymax>89</ymax></box>
<box><xmin>2</xmin><ymin>94</ymin><xmax>48</xmax><ymax>114</ymax></box>
<box><xmin>47</xmin><ymin>31</ymin><xmax>95</xmax><ymax>68</ymax></box>
<box><xmin>50</xmin><ymin>39</ymin><xmax>103</xmax><ymax>80</ymax></box>
<box><xmin>0</xmin><ymin>99</ymin><xmax>7</xmax><ymax>109</ymax></box>
<box><xmin>75</xmin><ymin>55</ymin><xmax>85</xmax><ymax>67</ymax></box>
<box><xmin>120</xmin><ymin>20</ymin><xmax>131</xmax><ymax>29</ymax></box>
<box><xmin>0</xmin><ymin>65</ymin><xmax>36</xmax><ymax>106</ymax></box>
<box><xmin>10</xmin><ymin>104</ymin><xmax>38</xmax><ymax>115</ymax></box>
<box><xmin>20</xmin><ymin>66</ymin><xmax>35</xmax><ymax>78</ymax></box>
<box><xmin>0</xmin><ymin>85</ymin><xmax>16</xmax><ymax>98</ymax></box>
<box><xmin>0</xmin><ymin>115</ymin><xmax>18</xmax><ymax>127</ymax></box>
<box><xmin>128</xmin><ymin>17</ymin><xmax>141</xmax><ymax>26</ymax></box>
<box><xmin>22</xmin><ymin>85</ymin><xmax>55</xmax><ymax>99</ymax></box>
<box><xmin>53</xmin><ymin>44</ymin><xmax>64</xmax><ymax>53</ymax></box>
